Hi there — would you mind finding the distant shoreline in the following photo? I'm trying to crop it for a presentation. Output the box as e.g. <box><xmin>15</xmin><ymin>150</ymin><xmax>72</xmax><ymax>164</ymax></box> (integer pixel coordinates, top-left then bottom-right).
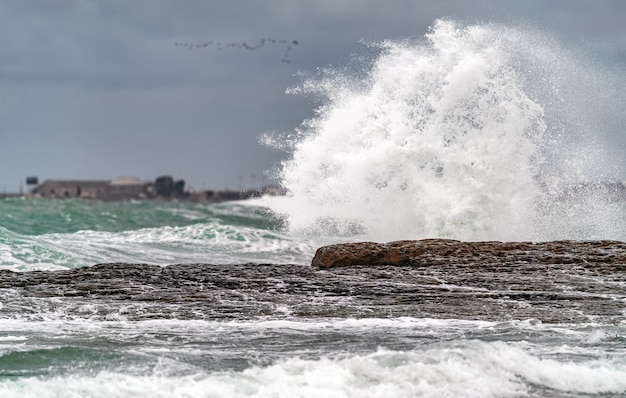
<box><xmin>1</xmin><ymin>187</ymin><xmax>284</xmax><ymax>203</ymax></box>
<box><xmin>5</xmin><ymin>175</ymin><xmax>285</xmax><ymax>202</ymax></box>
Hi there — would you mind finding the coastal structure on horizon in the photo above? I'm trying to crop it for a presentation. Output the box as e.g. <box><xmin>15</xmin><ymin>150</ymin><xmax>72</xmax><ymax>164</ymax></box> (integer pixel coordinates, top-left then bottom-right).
<box><xmin>32</xmin><ymin>176</ymin><xmax>150</xmax><ymax>200</ymax></box>
<box><xmin>25</xmin><ymin>175</ymin><xmax>283</xmax><ymax>202</ymax></box>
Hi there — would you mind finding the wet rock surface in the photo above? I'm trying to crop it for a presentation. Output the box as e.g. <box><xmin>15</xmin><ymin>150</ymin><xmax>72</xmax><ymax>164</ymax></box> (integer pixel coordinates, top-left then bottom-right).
<box><xmin>0</xmin><ymin>239</ymin><xmax>625</xmax><ymax>323</ymax></box>
<box><xmin>312</xmin><ymin>239</ymin><xmax>626</xmax><ymax>268</ymax></box>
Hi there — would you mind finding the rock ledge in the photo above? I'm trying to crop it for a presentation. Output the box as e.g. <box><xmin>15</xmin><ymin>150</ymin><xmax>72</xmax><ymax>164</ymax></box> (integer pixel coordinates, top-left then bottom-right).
<box><xmin>312</xmin><ymin>239</ymin><xmax>626</xmax><ymax>269</ymax></box>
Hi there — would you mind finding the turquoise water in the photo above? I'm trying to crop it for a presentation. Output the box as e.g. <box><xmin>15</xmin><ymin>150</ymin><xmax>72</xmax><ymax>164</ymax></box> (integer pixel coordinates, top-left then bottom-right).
<box><xmin>0</xmin><ymin>198</ymin><xmax>278</xmax><ymax>236</ymax></box>
<box><xmin>0</xmin><ymin>198</ymin><xmax>318</xmax><ymax>270</ymax></box>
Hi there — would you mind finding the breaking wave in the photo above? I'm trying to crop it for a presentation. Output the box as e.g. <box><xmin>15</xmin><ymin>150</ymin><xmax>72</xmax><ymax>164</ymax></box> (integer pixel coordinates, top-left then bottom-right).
<box><xmin>268</xmin><ymin>20</ymin><xmax>625</xmax><ymax>242</ymax></box>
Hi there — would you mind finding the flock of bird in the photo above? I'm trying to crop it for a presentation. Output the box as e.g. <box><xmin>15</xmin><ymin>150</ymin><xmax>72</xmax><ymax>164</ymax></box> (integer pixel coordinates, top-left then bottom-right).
<box><xmin>174</xmin><ymin>38</ymin><xmax>299</xmax><ymax>63</ymax></box>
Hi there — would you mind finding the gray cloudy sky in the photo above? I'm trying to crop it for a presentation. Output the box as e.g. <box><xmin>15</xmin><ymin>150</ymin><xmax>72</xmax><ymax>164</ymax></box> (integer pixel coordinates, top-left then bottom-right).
<box><xmin>1</xmin><ymin>0</ymin><xmax>625</xmax><ymax>192</ymax></box>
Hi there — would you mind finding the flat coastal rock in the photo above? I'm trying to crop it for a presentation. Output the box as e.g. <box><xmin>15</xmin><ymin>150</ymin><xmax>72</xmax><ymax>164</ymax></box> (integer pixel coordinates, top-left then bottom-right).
<box><xmin>1</xmin><ymin>240</ymin><xmax>626</xmax><ymax>322</ymax></box>
<box><xmin>312</xmin><ymin>239</ymin><xmax>626</xmax><ymax>268</ymax></box>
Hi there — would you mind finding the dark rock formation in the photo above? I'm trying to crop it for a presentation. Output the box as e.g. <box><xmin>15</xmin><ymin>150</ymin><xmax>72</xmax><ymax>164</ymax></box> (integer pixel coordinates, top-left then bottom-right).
<box><xmin>1</xmin><ymin>251</ymin><xmax>626</xmax><ymax>323</ymax></box>
<box><xmin>312</xmin><ymin>239</ymin><xmax>626</xmax><ymax>269</ymax></box>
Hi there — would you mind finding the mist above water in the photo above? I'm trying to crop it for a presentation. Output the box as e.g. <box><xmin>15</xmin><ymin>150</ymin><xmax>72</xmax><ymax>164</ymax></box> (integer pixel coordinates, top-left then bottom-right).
<box><xmin>267</xmin><ymin>20</ymin><xmax>625</xmax><ymax>242</ymax></box>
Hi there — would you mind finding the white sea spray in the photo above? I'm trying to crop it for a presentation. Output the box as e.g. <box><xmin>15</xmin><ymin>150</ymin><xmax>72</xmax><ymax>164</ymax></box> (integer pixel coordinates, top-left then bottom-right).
<box><xmin>268</xmin><ymin>20</ymin><xmax>625</xmax><ymax>242</ymax></box>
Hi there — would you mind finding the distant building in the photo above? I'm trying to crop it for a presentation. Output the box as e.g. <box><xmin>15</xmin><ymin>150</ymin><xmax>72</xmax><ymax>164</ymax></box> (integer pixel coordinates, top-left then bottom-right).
<box><xmin>154</xmin><ymin>175</ymin><xmax>186</xmax><ymax>197</ymax></box>
<box><xmin>26</xmin><ymin>176</ymin><xmax>39</xmax><ymax>186</ymax></box>
<box><xmin>31</xmin><ymin>177</ymin><xmax>151</xmax><ymax>200</ymax></box>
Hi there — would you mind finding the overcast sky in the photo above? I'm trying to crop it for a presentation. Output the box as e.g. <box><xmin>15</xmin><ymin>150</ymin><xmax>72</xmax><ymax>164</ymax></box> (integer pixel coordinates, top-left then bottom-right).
<box><xmin>1</xmin><ymin>0</ymin><xmax>625</xmax><ymax>192</ymax></box>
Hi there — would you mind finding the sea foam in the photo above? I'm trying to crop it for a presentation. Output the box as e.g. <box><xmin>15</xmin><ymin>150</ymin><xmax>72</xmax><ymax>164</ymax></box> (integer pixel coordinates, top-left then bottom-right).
<box><xmin>0</xmin><ymin>343</ymin><xmax>625</xmax><ymax>398</ymax></box>
<box><xmin>268</xmin><ymin>20</ymin><xmax>624</xmax><ymax>242</ymax></box>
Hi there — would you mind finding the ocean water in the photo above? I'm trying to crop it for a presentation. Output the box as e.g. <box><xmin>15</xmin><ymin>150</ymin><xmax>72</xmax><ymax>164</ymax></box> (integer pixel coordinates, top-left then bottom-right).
<box><xmin>1</xmin><ymin>19</ymin><xmax>626</xmax><ymax>397</ymax></box>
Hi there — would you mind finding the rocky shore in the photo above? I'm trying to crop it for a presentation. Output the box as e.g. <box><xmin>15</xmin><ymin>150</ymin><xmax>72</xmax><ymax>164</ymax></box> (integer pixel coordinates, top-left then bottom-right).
<box><xmin>0</xmin><ymin>239</ymin><xmax>624</xmax><ymax>323</ymax></box>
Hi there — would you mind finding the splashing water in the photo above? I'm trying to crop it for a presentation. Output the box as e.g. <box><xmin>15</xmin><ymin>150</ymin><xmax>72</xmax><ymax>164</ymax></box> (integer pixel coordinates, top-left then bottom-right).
<box><xmin>267</xmin><ymin>20</ymin><xmax>625</xmax><ymax>242</ymax></box>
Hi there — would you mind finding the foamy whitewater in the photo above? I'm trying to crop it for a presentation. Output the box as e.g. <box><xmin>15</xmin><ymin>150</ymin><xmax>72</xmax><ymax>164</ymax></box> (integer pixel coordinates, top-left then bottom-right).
<box><xmin>266</xmin><ymin>19</ymin><xmax>625</xmax><ymax>242</ymax></box>
<box><xmin>1</xmin><ymin>20</ymin><xmax>625</xmax><ymax>397</ymax></box>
